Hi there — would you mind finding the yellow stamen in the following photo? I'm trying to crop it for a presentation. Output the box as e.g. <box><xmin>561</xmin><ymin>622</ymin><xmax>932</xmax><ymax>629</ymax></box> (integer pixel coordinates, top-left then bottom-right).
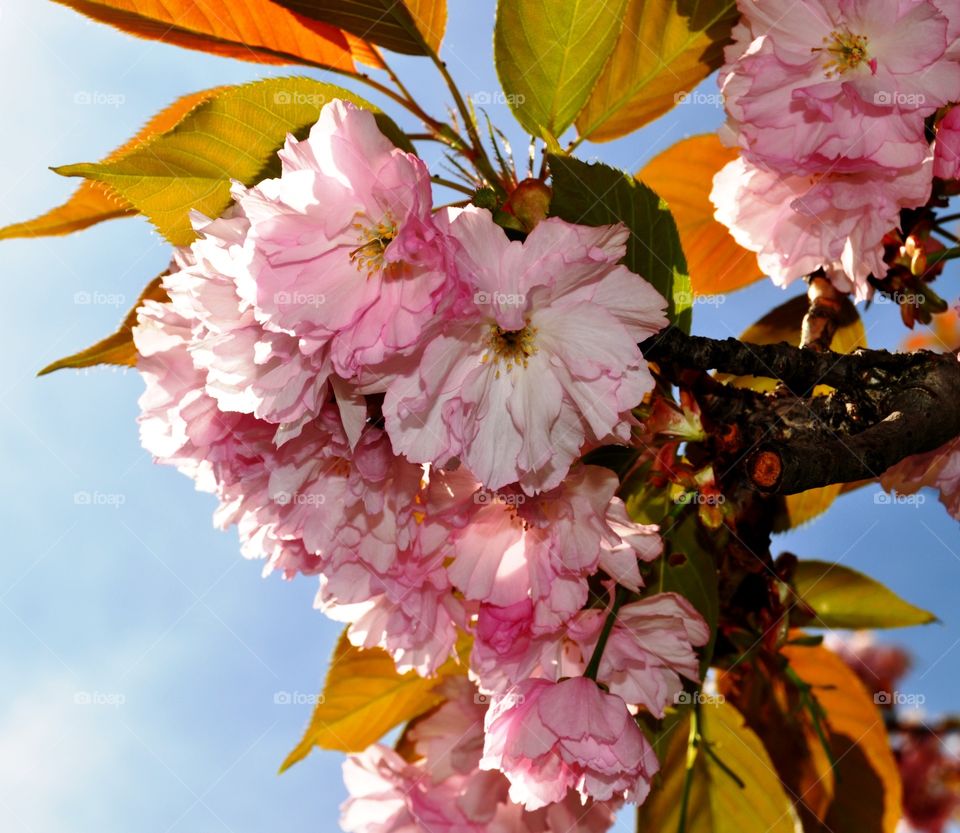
<box><xmin>480</xmin><ymin>320</ymin><xmax>538</xmax><ymax>378</ymax></box>
<box><xmin>350</xmin><ymin>215</ymin><xmax>398</xmax><ymax>277</ymax></box>
<box><xmin>813</xmin><ymin>29</ymin><xmax>869</xmax><ymax>77</ymax></box>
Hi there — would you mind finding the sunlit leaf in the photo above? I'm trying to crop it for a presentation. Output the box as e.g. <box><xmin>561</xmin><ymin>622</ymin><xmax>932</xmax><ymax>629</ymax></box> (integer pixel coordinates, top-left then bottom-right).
<box><xmin>494</xmin><ymin>0</ymin><xmax>629</xmax><ymax>136</ymax></box>
<box><xmin>784</xmin><ymin>643</ymin><xmax>903</xmax><ymax>833</ymax></box>
<box><xmin>637</xmin><ymin>700</ymin><xmax>799</xmax><ymax>833</ymax></box>
<box><xmin>638</xmin><ymin>134</ymin><xmax>763</xmax><ymax>295</ymax></box>
<box><xmin>271</xmin><ymin>0</ymin><xmax>445</xmax><ymax>55</ymax></box>
<box><xmin>281</xmin><ymin>631</ymin><xmax>469</xmax><ymax>768</ymax></box>
<box><xmin>792</xmin><ymin>561</ymin><xmax>936</xmax><ymax>629</ymax></box>
<box><xmin>51</xmin><ymin>0</ymin><xmax>355</xmax><ymax>69</ymax></box>
<box><xmin>0</xmin><ymin>88</ymin><xmax>222</xmax><ymax>241</ymax></box>
<box><xmin>548</xmin><ymin>155</ymin><xmax>692</xmax><ymax>331</ymax></box>
<box><xmin>38</xmin><ymin>273</ymin><xmax>167</xmax><ymax>375</ymax></box>
<box><xmin>575</xmin><ymin>0</ymin><xmax>737</xmax><ymax>141</ymax></box>
<box><xmin>54</xmin><ymin>78</ymin><xmax>405</xmax><ymax>246</ymax></box>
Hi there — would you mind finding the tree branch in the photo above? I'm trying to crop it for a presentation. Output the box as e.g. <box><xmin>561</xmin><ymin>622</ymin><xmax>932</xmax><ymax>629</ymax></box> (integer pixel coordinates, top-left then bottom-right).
<box><xmin>640</xmin><ymin>328</ymin><xmax>960</xmax><ymax>495</ymax></box>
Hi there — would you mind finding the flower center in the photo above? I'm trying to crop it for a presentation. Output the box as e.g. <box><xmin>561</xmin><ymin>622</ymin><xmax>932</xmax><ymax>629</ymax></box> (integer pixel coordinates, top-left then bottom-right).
<box><xmin>814</xmin><ymin>29</ymin><xmax>869</xmax><ymax>77</ymax></box>
<box><xmin>482</xmin><ymin>321</ymin><xmax>538</xmax><ymax>376</ymax></box>
<box><xmin>350</xmin><ymin>216</ymin><xmax>398</xmax><ymax>277</ymax></box>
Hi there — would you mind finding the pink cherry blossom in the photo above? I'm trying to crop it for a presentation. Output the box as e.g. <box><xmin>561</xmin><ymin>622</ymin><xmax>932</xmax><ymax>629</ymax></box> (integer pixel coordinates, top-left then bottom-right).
<box><xmin>236</xmin><ymin>100</ymin><xmax>452</xmax><ymax>385</ymax></box>
<box><xmin>342</xmin><ymin>678</ymin><xmax>618</xmax><ymax>832</ymax></box>
<box><xmin>383</xmin><ymin>207</ymin><xmax>668</xmax><ymax>494</ymax></box>
<box><xmin>721</xmin><ymin>0</ymin><xmax>960</xmax><ymax>174</ymax></box>
<box><xmin>935</xmin><ymin>106</ymin><xmax>960</xmax><ymax>181</ymax></box>
<box><xmin>481</xmin><ymin>676</ymin><xmax>659</xmax><ymax>810</ymax></box>
<box><xmin>881</xmin><ymin>435</ymin><xmax>960</xmax><ymax>520</ymax></box>
<box><xmin>567</xmin><ymin>594</ymin><xmax>710</xmax><ymax>717</ymax></box>
<box><xmin>711</xmin><ymin>155</ymin><xmax>933</xmax><ymax>300</ymax></box>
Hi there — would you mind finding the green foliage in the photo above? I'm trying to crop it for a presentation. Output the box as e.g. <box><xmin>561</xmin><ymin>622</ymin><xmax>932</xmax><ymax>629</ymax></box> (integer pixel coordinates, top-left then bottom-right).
<box><xmin>494</xmin><ymin>0</ymin><xmax>628</xmax><ymax>137</ymax></box>
<box><xmin>792</xmin><ymin>561</ymin><xmax>937</xmax><ymax>629</ymax></box>
<box><xmin>53</xmin><ymin>78</ymin><xmax>406</xmax><ymax>246</ymax></box>
<box><xmin>548</xmin><ymin>155</ymin><xmax>693</xmax><ymax>331</ymax></box>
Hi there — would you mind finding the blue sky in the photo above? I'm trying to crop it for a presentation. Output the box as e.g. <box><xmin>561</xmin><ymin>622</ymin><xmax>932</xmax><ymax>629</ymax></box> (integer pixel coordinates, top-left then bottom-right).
<box><xmin>0</xmin><ymin>2</ymin><xmax>957</xmax><ymax>831</ymax></box>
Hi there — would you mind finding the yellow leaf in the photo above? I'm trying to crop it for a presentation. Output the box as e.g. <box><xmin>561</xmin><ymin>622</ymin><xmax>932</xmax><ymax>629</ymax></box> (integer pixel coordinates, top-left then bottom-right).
<box><xmin>637</xmin><ymin>701</ymin><xmax>799</xmax><ymax>833</ymax></box>
<box><xmin>54</xmin><ymin>78</ymin><xmax>404</xmax><ymax>246</ymax></box>
<box><xmin>638</xmin><ymin>135</ymin><xmax>763</xmax><ymax>296</ymax></box>
<box><xmin>0</xmin><ymin>88</ymin><xmax>223</xmax><ymax>241</ymax></box>
<box><xmin>52</xmin><ymin>0</ymin><xmax>355</xmax><ymax>70</ymax></box>
<box><xmin>37</xmin><ymin>273</ymin><xmax>168</xmax><ymax>375</ymax></box>
<box><xmin>783</xmin><ymin>643</ymin><xmax>903</xmax><ymax>833</ymax></box>
<box><xmin>406</xmin><ymin>0</ymin><xmax>447</xmax><ymax>52</ymax></box>
<box><xmin>575</xmin><ymin>0</ymin><xmax>737</xmax><ymax>142</ymax></box>
<box><xmin>281</xmin><ymin>630</ymin><xmax>470</xmax><ymax>768</ymax></box>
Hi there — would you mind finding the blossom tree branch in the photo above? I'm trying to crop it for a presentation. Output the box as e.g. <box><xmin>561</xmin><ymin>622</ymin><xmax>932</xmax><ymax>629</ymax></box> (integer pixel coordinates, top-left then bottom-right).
<box><xmin>640</xmin><ymin>328</ymin><xmax>960</xmax><ymax>495</ymax></box>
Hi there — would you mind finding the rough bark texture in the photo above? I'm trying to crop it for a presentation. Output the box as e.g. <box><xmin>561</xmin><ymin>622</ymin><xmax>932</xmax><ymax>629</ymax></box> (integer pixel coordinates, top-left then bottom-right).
<box><xmin>640</xmin><ymin>327</ymin><xmax>960</xmax><ymax>495</ymax></box>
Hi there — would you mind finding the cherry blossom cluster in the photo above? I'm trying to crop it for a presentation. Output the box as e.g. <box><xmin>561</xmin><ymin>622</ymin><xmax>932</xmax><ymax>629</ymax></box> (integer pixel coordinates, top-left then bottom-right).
<box><xmin>133</xmin><ymin>100</ymin><xmax>710</xmax><ymax>819</ymax></box>
<box><xmin>711</xmin><ymin>0</ymin><xmax>960</xmax><ymax>300</ymax></box>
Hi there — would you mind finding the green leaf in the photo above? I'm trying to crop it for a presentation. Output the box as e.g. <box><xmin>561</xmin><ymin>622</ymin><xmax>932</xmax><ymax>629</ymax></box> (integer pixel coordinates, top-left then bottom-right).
<box><xmin>270</xmin><ymin>0</ymin><xmax>439</xmax><ymax>55</ymax></box>
<box><xmin>792</xmin><ymin>561</ymin><xmax>936</xmax><ymax>629</ymax></box>
<box><xmin>637</xmin><ymin>700</ymin><xmax>799</xmax><ymax>833</ymax></box>
<box><xmin>281</xmin><ymin>630</ymin><xmax>469</xmax><ymax>768</ymax></box>
<box><xmin>548</xmin><ymin>155</ymin><xmax>692</xmax><ymax>331</ymax></box>
<box><xmin>38</xmin><ymin>274</ymin><xmax>168</xmax><ymax>375</ymax></box>
<box><xmin>494</xmin><ymin>0</ymin><xmax>629</xmax><ymax>137</ymax></box>
<box><xmin>575</xmin><ymin>0</ymin><xmax>738</xmax><ymax>141</ymax></box>
<box><xmin>53</xmin><ymin>78</ymin><xmax>408</xmax><ymax>246</ymax></box>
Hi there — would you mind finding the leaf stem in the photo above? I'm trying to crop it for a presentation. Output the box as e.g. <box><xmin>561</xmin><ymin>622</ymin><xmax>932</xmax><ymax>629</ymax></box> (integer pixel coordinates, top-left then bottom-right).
<box><xmin>676</xmin><ymin>708</ymin><xmax>701</xmax><ymax>833</ymax></box>
<box><xmin>584</xmin><ymin>585</ymin><xmax>624</xmax><ymax>680</ymax></box>
<box><xmin>430</xmin><ymin>175</ymin><xmax>476</xmax><ymax>196</ymax></box>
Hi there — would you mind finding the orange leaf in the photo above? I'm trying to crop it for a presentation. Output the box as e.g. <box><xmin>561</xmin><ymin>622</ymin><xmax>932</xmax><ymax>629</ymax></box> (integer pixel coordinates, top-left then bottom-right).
<box><xmin>783</xmin><ymin>643</ymin><xmax>903</xmax><ymax>833</ymax></box>
<box><xmin>405</xmin><ymin>0</ymin><xmax>447</xmax><ymax>51</ymax></box>
<box><xmin>0</xmin><ymin>87</ymin><xmax>222</xmax><ymax>241</ymax></box>
<box><xmin>638</xmin><ymin>134</ymin><xmax>763</xmax><ymax>295</ymax></box>
<box><xmin>51</xmin><ymin>0</ymin><xmax>355</xmax><ymax>70</ymax></box>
